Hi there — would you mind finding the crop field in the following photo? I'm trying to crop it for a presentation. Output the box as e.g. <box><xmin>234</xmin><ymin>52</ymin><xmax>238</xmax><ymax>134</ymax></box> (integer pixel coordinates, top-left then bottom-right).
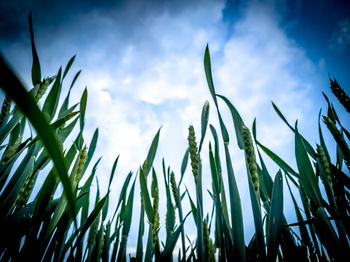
<box><xmin>0</xmin><ymin>14</ymin><xmax>349</xmax><ymax>262</ymax></box>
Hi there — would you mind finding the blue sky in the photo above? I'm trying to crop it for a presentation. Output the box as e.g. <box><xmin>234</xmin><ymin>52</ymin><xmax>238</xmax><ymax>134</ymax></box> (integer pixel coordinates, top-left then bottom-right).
<box><xmin>1</xmin><ymin>0</ymin><xmax>349</xmax><ymax>250</ymax></box>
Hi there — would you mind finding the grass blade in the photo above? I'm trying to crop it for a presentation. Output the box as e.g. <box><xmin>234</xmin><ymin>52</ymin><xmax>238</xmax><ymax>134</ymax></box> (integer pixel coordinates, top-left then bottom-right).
<box><xmin>63</xmin><ymin>55</ymin><xmax>76</xmax><ymax>80</ymax></box>
<box><xmin>139</xmin><ymin>168</ymin><xmax>154</xmax><ymax>223</ymax></box>
<box><xmin>245</xmin><ymin>158</ymin><xmax>266</xmax><ymax>260</ymax></box>
<box><xmin>144</xmin><ymin>127</ymin><xmax>162</xmax><ymax>176</ymax></box>
<box><xmin>204</xmin><ymin>45</ymin><xmax>218</xmax><ymax>107</ymax></box>
<box><xmin>217</xmin><ymin>94</ymin><xmax>245</xmax><ymax>149</ymax></box>
<box><xmin>267</xmin><ymin>170</ymin><xmax>283</xmax><ymax>261</ymax></box>
<box><xmin>295</xmin><ymin>124</ymin><xmax>322</xmax><ymax>207</ymax></box>
<box><xmin>111</xmin><ymin>171</ymin><xmax>133</xmax><ymax>222</ymax></box>
<box><xmin>224</xmin><ymin>145</ymin><xmax>245</xmax><ymax>261</ymax></box>
<box><xmin>179</xmin><ymin>148</ymin><xmax>189</xmax><ymax>186</ymax></box>
<box><xmin>80</xmin><ymin>88</ymin><xmax>87</xmax><ymax>131</ymax></box>
<box><xmin>117</xmin><ymin>178</ymin><xmax>136</xmax><ymax>261</ymax></box>
<box><xmin>42</xmin><ymin>68</ymin><xmax>62</xmax><ymax>121</ymax></box>
<box><xmin>82</xmin><ymin>128</ymin><xmax>99</xmax><ymax>174</ymax></box>
<box><xmin>199</xmin><ymin>100</ymin><xmax>209</xmax><ymax>152</ymax></box>
<box><xmin>28</xmin><ymin>13</ymin><xmax>41</xmax><ymax>85</ymax></box>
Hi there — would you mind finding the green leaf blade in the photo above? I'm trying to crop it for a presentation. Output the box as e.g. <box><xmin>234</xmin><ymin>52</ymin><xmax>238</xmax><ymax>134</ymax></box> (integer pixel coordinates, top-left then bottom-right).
<box><xmin>267</xmin><ymin>171</ymin><xmax>284</xmax><ymax>261</ymax></box>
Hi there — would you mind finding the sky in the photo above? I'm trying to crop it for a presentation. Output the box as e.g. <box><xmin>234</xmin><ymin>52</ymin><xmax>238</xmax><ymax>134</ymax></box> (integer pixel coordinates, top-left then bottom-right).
<box><xmin>1</xmin><ymin>0</ymin><xmax>350</xmax><ymax>251</ymax></box>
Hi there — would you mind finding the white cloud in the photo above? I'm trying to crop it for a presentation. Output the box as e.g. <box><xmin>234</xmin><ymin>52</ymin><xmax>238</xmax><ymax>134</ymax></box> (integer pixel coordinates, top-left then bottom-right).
<box><xmin>216</xmin><ymin>1</ymin><xmax>316</xmax><ymax>140</ymax></box>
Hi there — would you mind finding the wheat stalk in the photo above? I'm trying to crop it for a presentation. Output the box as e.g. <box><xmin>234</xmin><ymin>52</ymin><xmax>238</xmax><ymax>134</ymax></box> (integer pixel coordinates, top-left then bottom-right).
<box><xmin>34</xmin><ymin>76</ymin><xmax>54</xmax><ymax>102</ymax></box>
<box><xmin>188</xmin><ymin>125</ymin><xmax>199</xmax><ymax>184</ymax></box>
<box><xmin>88</xmin><ymin>212</ymin><xmax>100</xmax><ymax>248</ymax></box>
<box><xmin>242</xmin><ymin>125</ymin><xmax>259</xmax><ymax>196</ymax></box>
<box><xmin>170</xmin><ymin>171</ymin><xmax>179</xmax><ymax>207</ymax></box>
<box><xmin>317</xmin><ymin>144</ymin><xmax>333</xmax><ymax>188</ymax></box>
<box><xmin>323</xmin><ymin>116</ymin><xmax>350</xmax><ymax>170</ymax></box>
<box><xmin>0</xmin><ymin>94</ymin><xmax>11</xmax><ymax>126</ymax></box>
<box><xmin>329</xmin><ymin>77</ymin><xmax>350</xmax><ymax>113</ymax></box>
<box><xmin>16</xmin><ymin>169</ymin><xmax>35</xmax><ymax>208</ymax></box>
<box><xmin>74</xmin><ymin>146</ymin><xmax>87</xmax><ymax>186</ymax></box>
<box><xmin>203</xmin><ymin>219</ymin><xmax>215</xmax><ymax>262</ymax></box>
<box><xmin>2</xmin><ymin>136</ymin><xmax>22</xmax><ymax>162</ymax></box>
<box><xmin>151</xmin><ymin>173</ymin><xmax>160</xmax><ymax>245</ymax></box>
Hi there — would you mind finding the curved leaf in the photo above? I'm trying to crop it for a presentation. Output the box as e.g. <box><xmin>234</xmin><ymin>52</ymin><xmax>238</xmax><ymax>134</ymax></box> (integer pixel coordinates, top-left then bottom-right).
<box><xmin>204</xmin><ymin>45</ymin><xmax>218</xmax><ymax>107</ymax></box>
<box><xmin>217</xmin><ymin>94</ymin><xmax>245</xmax><ymax>149</ymax></box>
<box><xmin>199</xmin><ymin>100</ymin><xmax>209</xmax><ymax>152</ymax></box>
<box><xmin>267</xmin><ymin>171</ymin><xmax>283</xmax><ymax>261</ymax></box>
<box><xmin>144</xmin><ymin>127</ymin><xmax>162</xmax><ymax>176</ymax></box>
<box><xmin>28</xmin><ymin>13</ymin><xmax>41</xmax><ymax>85</ymax></box>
